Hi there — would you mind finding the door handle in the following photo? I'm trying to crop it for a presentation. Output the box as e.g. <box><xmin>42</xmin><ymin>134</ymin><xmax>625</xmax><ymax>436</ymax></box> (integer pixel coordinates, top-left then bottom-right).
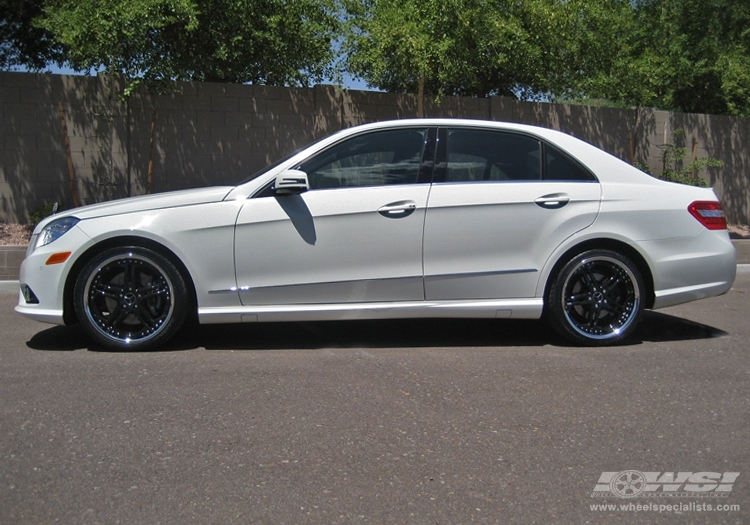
<box><xmin>535</xmin><ymin>193</ymin><xmax>570</xmax><ymax>209</ymax></box>
<box><xmin>378</xmin><ymin>200</ymin><xmax>418</xmax><ymax>218</ymax></box>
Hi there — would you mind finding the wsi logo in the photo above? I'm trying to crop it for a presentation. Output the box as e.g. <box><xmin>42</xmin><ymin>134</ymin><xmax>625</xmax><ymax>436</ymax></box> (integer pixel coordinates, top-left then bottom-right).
<box><xmin>592</xmin><ymin>471</ymin><xmax>740</xmax><ymax>498</ymax></box>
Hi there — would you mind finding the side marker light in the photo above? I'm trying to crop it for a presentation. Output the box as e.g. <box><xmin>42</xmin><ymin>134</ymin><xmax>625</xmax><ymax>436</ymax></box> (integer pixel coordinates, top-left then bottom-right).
<box><xmin>45</xmin><ymin>252</ymin><xmax>72</xmax><ymax>265</ymax></box>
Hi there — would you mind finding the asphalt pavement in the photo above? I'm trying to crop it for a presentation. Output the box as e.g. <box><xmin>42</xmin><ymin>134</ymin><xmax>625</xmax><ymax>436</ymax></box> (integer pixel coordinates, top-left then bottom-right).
<box><xmin>1</xmin><ymin>275</ymin><xmax>749</xmax><ymax>524</ymax></box>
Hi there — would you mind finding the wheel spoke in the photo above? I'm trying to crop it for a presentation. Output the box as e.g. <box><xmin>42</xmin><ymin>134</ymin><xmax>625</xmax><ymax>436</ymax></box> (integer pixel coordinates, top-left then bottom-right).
<box><xmin>605</xmin><ymin>302</ymin><xmax>625</xmax><ymax>316</ymax></box>
<box><xmin>133</xmin><ymin>303</ymin><xmax>159</xmax><ymax>330</ymax></box>
<box><xmin>579</xmin><ymin>267</ymin><xmax>598</xmax><ymax>288</ymax></box>
<box><xmin>140</xmin><ymin>282</ymin><xmax>170</xmax><ymax>302</ymax></box>
<box><xmin>118</xmin><ymin>261</ymin><xmax>131</xmax><ymax>288</ymax></box>
<box><xmin>602</xmin><ymin>274</ymin><xmax>621</xmax><ymax>293</ymax></box>
<box><xmin>567</xmin><ymin>292</ymin><xmax>592</xmax><ymax>306</ymax></box>
<box><xmin>584</xmin><ymin>305</ymin><xmax>600</xmax><ymax>324</ymax></box>
<box><xmin>90</xmin><ymin>280</ymin><xmax>122</xmax><ymax>299</ymax></box>
<box><xmin>108</xmin><ymin>306</ymin><xmax>130</xmax><ymax>329</ymax></box>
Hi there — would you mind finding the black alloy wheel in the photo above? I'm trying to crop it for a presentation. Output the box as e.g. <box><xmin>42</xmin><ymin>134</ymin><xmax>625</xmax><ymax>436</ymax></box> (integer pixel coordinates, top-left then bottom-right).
<box><xmin>547</xmin><ymin>249</ymin><xmax>645</xmax><ymax>345</ymax></box>
<box><xmin>74</xmin><ymin>246</ymin><xmax>188</xmax><ymax>350</ymax></box>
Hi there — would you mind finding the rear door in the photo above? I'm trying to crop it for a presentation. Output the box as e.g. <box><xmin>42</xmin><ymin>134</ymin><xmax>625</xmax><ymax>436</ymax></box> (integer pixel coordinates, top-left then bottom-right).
<box><xmin>423</xmin><ymin>127</ymin><xmax>601</xmax><ymax>300</ymax></box>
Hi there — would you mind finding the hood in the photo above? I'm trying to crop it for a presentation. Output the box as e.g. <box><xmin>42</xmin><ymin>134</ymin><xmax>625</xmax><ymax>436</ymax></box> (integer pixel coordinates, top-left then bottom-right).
<box><xmin>47</xmin><ymin>186</ymin><xmax>236</xmax><ymax>223</ymax></box>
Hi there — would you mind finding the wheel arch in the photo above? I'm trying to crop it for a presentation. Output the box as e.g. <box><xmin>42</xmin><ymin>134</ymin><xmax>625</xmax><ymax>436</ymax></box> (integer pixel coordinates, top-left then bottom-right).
<box><xmin>62</xmin><ymin>236</ymin><xmax>198</xmax><ymax>325</ymax></box>
<box><xmin>542</xmin><ymin>238</ymin><xmax>655</xmax><ymax>311</ymax></box>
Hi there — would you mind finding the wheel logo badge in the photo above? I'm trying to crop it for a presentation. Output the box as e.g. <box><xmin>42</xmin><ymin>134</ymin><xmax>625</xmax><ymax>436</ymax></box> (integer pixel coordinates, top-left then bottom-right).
<box><xmin>610</xmin><ymin>470</ymin><xmax>646</xmax><ymax>498</ymax></box>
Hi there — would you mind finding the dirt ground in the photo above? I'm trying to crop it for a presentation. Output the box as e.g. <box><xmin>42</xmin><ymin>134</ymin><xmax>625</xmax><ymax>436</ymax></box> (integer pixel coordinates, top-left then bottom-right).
<box><xmin>0</xmin><ymin>224</ymin><xmax>31</xmax><ymax>246</ymax></box>
<box><xmin>2</xmin><ymin>221</ymin><xmax>749</xmax><ymax>247</ymax></box>
<box><xmin>729</xmin><ymin>223</ymin><xmax>750</xmax><ymax>238</ymax></box>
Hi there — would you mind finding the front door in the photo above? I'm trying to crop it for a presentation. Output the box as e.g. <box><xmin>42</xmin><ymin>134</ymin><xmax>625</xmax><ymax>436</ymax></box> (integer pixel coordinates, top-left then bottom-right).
<box><xmin>234</xmin><ymin>127</ymin><xmax>434</xmax><ymax>305</ymax></box>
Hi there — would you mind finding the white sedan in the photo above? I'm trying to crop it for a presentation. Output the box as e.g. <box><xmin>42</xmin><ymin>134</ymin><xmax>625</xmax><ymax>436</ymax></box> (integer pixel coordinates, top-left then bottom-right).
<box><xmin>16</xmin><ymin>119</ymin><xmax>737</xmax><ymax>350</ymax></box>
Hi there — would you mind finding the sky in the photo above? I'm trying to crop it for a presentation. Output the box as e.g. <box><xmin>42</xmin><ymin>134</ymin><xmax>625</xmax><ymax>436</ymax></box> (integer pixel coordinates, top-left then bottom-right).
<box><xmin>39</xmin><ymin>64</ymin><xmax>376</xmax><ymax>91</ymax></box>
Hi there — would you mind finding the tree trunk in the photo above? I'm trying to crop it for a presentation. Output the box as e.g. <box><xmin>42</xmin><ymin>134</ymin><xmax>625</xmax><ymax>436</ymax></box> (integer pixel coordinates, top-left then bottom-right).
<box><xmin>58</xmin><ymin>102</ymin><xmax>81</xmax><ymax>208</ymax></box>
<box><xmin>417</xmin><ymin>75</ymin><xmax>425</xmax><ymax>118</ymax></box>
<box><xmin>147</xmin><ymin>107</ymin><xmax>157</xmax><ymax>194</ymax></box>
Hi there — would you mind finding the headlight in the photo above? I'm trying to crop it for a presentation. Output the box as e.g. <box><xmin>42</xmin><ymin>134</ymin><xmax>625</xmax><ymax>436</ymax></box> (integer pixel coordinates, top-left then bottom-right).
<box><xmin>34</xmin><ymin>217</ymin><xmax>80</xmax><ymax>251</ymax></box>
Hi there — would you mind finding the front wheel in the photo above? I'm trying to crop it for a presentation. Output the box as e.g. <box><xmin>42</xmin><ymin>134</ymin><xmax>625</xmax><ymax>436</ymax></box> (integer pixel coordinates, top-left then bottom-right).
<box><xmin>547</xmin><ymin>249</ymin><xmax>645</xmax><ymax>346</ymax></box>
<box><xmin>74</xmin><ymin>246</ymin><xmax>188</xmax><ymax>351</ymax></box>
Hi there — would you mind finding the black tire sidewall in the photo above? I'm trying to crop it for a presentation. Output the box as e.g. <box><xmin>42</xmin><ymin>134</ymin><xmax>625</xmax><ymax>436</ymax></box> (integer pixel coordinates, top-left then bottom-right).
<box><xmin>73</xmin><ymin>246</ymin><xmax>188</xmax><ymax>351</ymax></box>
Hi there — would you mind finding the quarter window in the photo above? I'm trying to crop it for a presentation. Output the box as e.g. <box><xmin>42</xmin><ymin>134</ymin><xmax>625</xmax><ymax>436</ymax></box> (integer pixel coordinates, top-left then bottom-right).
<box><xmin>544</xmin><ymin>146</ymin><xmax>595</xmax><ymax>181</ymax></box>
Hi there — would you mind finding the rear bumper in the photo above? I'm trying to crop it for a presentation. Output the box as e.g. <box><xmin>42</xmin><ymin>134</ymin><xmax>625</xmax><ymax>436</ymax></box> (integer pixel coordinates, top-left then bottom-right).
<box><xmin>644</xmin><ymin>230</ymin><xmax>737</xmax><ymax>310</ymax></box>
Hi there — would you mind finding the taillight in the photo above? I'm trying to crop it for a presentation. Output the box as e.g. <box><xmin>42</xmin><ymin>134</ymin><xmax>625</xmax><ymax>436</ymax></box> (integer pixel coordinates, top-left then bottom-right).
<box><xmin>688</xmin><ymin>201</ymin><xmax>727</xmax><ymax>230</ymax></box>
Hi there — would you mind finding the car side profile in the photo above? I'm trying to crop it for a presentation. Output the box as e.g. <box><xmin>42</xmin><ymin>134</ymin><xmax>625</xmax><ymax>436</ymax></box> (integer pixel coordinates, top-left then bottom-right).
<box><xmin>16</xmin><ymin>119</ymin><xmax>737</xmax><ymax>350</ymax></box>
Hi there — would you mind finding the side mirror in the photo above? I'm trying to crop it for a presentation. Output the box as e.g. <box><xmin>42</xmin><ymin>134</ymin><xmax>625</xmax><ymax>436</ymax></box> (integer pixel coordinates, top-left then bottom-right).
<box><xmin>274</xmin><ymin>169</ymin><xmax>309</xmax><ymax>195</ymax></box>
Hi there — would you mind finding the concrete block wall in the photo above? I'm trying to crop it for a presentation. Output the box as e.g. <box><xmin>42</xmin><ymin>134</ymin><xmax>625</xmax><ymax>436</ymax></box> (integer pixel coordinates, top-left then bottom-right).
<box><xmin>0</xmin><ymin>246</ymin><xmax>25</xmax><ymax>280</ymax></box>
<box><xmin>2</xmin><ymin>72</ymin><xmax>749</xmax><ymax>224</ymax></box>
<box><xmin>1</xmin><ymin>73</ymin><xmax>130</xmax><ymax>222</ymax></box>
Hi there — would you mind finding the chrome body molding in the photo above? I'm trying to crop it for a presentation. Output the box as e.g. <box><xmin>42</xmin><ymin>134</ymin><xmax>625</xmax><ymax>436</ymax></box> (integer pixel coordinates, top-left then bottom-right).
<box><xmin>208</xmin><ymin>287</ymin><xmax>250</xmax><ymax>295</ymax></box>
<box><xmin>198</xmin><ymin>298</ymin><xmax>545</xmax><ymax>324</ymax></box>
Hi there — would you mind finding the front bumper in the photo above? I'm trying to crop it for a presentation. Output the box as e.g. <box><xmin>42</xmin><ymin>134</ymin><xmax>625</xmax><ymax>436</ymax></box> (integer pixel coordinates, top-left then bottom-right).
<box><xmin>15</xmin><ymin>227</ymin><xmax>94</xmax><ymax>326</ymax></box>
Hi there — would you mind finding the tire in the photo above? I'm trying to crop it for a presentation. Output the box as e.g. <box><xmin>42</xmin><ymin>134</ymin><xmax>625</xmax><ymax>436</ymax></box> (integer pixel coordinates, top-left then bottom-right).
<box><xmin>547</xmin><ymin>249</ymin><xmax>645</xmax><ymax>346</ymax></box>
<box><xmin>74</xmin><ymin>246</ymin><xmax>188</xmax><ymax>351</ymax></box>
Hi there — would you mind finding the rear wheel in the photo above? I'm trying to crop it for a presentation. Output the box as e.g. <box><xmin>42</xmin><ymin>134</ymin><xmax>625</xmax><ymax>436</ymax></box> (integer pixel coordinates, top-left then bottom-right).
<box><xmin>74</xmin><ymin>246</ymin><xmax>188</xmax><ymax>350</ymax></box>
<box><xmin>547</xmin><ymin>249</ymin><xmax>644</xmax><ymax>346</ymax></box>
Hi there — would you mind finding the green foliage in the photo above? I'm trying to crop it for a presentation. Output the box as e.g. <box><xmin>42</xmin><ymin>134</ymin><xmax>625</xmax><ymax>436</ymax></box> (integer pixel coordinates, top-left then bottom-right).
<box><xmin>345</xmin><ymin>0</ymin><xmax>750</xmax><ymax>114</ymax></box>
<box><xmin>530</xmin><ymin>0</ymin><xmax>634</xmax><ymax>101</ymax></box>
<box><xmin>657</xmin><ymin>129</ymin><xmax>722</xmax><ymax>187</ymax></box>
<box><xmin>1</xmin><ymin>0</ymin><xmax>64</xmax><ymax>70</ymax></box>
<box><xmin>4</xmin><ymin>0</ymin><xmax>749</xmax><ymax>118</ymax></box>
<box><xmin>660</xmin><ymin>170</ymin><xmax>709</xmax><ymax>187</ymax></box>
<box><xmin>575</xmin><ymin>0</ymin><xmax>750</xmax><ymax>116</ymax></box>
<box><xmin>28</xmin><ymin>202</ymin><xmax>58</xmax><ymax>228</ymax></box>
<box><xmin>633</xmin><ymin>162</ymin><xmax>652</xmax><ymax>175</ymax></box>
<box><xmin>342</xmin><ymin>0</ymin><xmax>536</xmax><ymax>98</ymax></box>
<box><xmin>342</xmin><ymin>0</ymin><xmax>634</xmax><ymax>99</ymax></box>
<box><xmin>36</xmin><ymin>0</ymin><xmax>340</xmax><ymax>92</ymax></box>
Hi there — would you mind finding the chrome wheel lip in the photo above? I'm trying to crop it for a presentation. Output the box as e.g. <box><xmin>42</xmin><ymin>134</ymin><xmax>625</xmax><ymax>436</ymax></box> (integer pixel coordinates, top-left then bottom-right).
<box><xmin>561</xmin><ymin>255</ymin><xmax>640</xmax><ymax>341</ymax></box>
<box><xmin>83</xmin><ymin>252</ymin><xmax>175</xmax><ymax>345</ymax></box>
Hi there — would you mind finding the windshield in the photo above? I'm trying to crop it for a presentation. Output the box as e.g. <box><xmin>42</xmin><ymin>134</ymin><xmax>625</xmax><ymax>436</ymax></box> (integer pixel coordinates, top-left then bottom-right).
<box><xmin>239</xmin><ymin>132</ymin><xmax>342</xmax><ymax>184</ymax></box>
<box><xmin>239</xmin><ymin>150</ymin><xmax>300</xmax><ymax>185</ymax></box>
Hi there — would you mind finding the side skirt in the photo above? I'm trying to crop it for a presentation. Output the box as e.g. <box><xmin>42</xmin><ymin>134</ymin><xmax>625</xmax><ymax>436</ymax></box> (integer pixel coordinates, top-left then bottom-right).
<box><xmin>198</xmin><ymin>298</ymin><xmax>544</xmax><ymax>324</ymax></box>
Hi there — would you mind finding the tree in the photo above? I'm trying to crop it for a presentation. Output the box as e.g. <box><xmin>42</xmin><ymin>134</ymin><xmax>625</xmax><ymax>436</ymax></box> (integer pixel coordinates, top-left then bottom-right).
<box><xmin>37</xmin><ymin>0</ymin><xmax>340</xmax><ymax>91</ymax></box>
<box><xmin>342</xmin><ymin>0</ymin><xmax>635</xmax><ymax>105</ymax></box>
<box><xmin>527</xmin><ymin>0</ymin><xmax>634</xmax><ymax>102</ymax></box>
<box><xmin>343</xmin><ymin>0</ymin><xmax>545</xmax><ymax>101</ymax></box>
<box><xmin>1</xmin><ymin>0</ymin><xmax>63</xmax><ymax>70</ymax></box>
<box><xmin>576</xmin><ymin>0</ymin><xmax>750</xmax><ymax>116</ymax></box>
<box><xmin>6</xmin><ymin>0</ymin><xmax>749</xmax><ymax>118</ymax></box>
<box><xmin>343</xmin><ymin>0</ymin><xmax>750</xmax><ymax>117</ymax></box>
